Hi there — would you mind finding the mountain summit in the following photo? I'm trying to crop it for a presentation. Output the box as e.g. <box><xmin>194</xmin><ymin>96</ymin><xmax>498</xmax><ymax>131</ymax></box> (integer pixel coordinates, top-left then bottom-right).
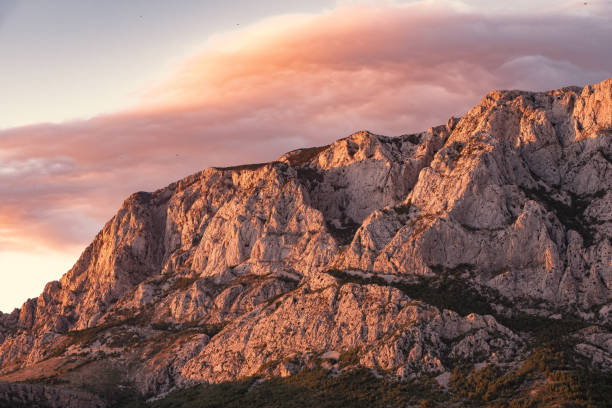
<box><xmin>1</xmin><ymin>78</ymin><xmax>610</xmax><ymax>407</ymax></box>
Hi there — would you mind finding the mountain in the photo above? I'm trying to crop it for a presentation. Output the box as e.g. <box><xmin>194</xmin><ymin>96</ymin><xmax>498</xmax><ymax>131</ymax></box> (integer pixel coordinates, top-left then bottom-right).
<box><xmin>0</xmin><ymin>78</ymin><xmax>610</xmax><ymax>407</ymax></box>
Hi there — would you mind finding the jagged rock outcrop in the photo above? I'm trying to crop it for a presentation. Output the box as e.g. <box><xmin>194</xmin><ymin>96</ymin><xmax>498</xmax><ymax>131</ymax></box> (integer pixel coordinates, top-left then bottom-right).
<box><xmin>181</xmin><ymin>273</ymin><xmax>523</xmax><ymax>383</ymax></box>
<box><xmin>0</xmin><ymin>79</ymin><xmax>610</xmax><ymax>405</ymax></box>
<box><xmin>338</xmin><ymin>80</ymin><xmax>611</xmax><ymax>313</ymax></box>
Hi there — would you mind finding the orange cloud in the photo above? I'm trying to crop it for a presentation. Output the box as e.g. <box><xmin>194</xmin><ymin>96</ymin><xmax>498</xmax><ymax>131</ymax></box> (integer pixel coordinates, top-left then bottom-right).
<box><xmin>0</xmin><ymin>2</ymin><xmax>610</xmax><ymax>256</ymax></box>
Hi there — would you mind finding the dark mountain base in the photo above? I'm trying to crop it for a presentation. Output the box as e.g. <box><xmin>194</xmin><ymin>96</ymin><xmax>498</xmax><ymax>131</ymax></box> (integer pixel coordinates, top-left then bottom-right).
<box><xmin>115</xmin><ymin>348</ymin><xmax>612</xmax><ymax>408</ymax></box>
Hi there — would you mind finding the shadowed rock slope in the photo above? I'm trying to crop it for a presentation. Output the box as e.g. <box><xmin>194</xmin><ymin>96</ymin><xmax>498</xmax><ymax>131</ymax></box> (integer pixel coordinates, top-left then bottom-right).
<box><xmin>0</xmin><ymin>78</ymin><xmax>610</xmax><ymax>407</ymax></box>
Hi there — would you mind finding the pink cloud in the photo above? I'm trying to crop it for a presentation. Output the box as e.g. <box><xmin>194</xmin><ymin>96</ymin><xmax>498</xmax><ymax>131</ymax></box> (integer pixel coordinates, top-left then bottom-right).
<box><xmin>0</xmin><ymin>2</ymin><xmax>610</xmax><ymax>253</ymax></box>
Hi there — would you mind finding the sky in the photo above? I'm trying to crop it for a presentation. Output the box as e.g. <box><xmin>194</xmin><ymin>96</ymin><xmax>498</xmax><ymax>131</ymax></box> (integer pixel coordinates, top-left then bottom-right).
<box><xmin>0</xmin><ymin>0</ymin><xmax>611</xmax><ymax>312</ymax></box>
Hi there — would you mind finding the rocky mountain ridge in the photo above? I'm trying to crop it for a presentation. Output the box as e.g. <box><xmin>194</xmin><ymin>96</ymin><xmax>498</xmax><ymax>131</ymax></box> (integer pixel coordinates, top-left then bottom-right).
<box><xmin>0</xmin><ymin>78</ymin><xmax>610</xmax><ymax>407</ymax></box>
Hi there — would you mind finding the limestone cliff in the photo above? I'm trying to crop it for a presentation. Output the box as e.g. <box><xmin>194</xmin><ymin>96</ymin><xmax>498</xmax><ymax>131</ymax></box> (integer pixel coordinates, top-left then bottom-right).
<box><xmin>0</xmin><ymin>79</ymin><xmax>610</xmax><ymax>406</ymax></box>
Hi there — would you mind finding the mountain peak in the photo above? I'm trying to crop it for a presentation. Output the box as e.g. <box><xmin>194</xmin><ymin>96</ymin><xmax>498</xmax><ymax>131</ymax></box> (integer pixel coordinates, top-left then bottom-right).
<box><xmin>1</xmin><ymin>78</ymin><xmax>610</xmax><ymax>407</ymax></box>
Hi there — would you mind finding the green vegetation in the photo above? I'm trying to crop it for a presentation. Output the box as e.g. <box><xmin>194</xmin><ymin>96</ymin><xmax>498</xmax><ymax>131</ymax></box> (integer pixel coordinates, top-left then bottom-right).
<box><xmin>325</xmin><ymin>220</ymin><xmax>361</xmax><ymax>246</ymax></box>
<box><xmin>46</xmin><ymin>319</ymin><xmax>143</xmax><ymax>357</ymax></box>
<box><xmin>450</xmin><ymin>345</ymin><xmax>612</xmax><ymax>407</ymax></box>
<box><xmin>131</xmin><ymin>367</ymin><xmax>444</xmax><ymax>408</ymax></box>
<box><xmin>392</xmin><ymin>203</ymin><xmax>412</xmax><ymax>215</ymax></box>
<box><xmin>324</xmin><ymin>268</ymin><xmax>591</xmax><ymax>343</ymax></box>
<box><xmin>65</xmin><ymin>323</ymin><xmax>114</xmax><ymax>347</ymax></box>
<box><xmin>521</xmin><ymin>187</ymin><xmax>605</xmax><ymax>247</ymax></box>
<box><xmin>64</xmin><ymin>310</ymin><xmax>153</xmax><ymax>346</ymax></box>
<box><xmin>45</xmin><ymin>314</ymin><xmax>142</xmax><ymax>357</ymax></box>
<box><xmin>151</xmin><ymin>320</ymin><xmax>228</xmax><ymax>338</ymax></box>
<box><xmin>325</xmin><ymin>266</ymin><xmax>495</xmax><ymax>318</ymax></box>
<box><xmin>296</xmin><ymin>167</ymin><xmax>324</xmax><ymax>184</ymax></box>
<box><xmin>80</xmin><ymin>366</ymin><xmax>146</xmax><ymax>408</ymax></box>
<box><xmin>106</xmin><ymin>330</ymin><xmax>143</xmax><ymax>349</ymax></box>
<box><xmin>320</xmin><ymin>267</ymin><xmax>612</xmax><ymax>406</ymax></box>
<box><xmin>403</xmin><ymin>133</ymin><xmax>421</xmax><ymax>144</ymax></box>
<box><xmin>498</xmin><ymin>314</ymin><xmax>589</xmax><ymax>348</ymax></box>
<box><xmin>169</xmin><ymin>275</ymin><xmax>199</xmax><ymax>292</ymax></box>
<box><xmin>285</xmin><ymin>145</ymin><xmax>329</xmax><ymax>166</ymax></box>
<box><xmin>338</xmin><ymin>347</ymin><xmax>361</xmax><ymax>367</ymax></box>
<box><xmin>214</xmin><ymin>162</ymin><xmax>271</xmax><ymax>171</ymax></box>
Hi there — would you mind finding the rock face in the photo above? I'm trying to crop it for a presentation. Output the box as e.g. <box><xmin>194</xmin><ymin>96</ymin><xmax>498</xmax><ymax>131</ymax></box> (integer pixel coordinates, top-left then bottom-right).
<box><xmin>0</xmin><ymin>79</ymin><xmax>610</xmax><ymax>404</ymax></box>
<box><xmin>181</xmin><ymin>273</ymin><xmax>522</xmax><ymax>383</ymax></box>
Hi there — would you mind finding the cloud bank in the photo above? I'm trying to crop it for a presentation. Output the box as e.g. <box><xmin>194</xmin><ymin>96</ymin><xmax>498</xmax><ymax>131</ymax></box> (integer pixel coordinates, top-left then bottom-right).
<box><xmin>1</xmin><ymin>1</ymin><xmax>611</xmax><ymax>257</ymax></box>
